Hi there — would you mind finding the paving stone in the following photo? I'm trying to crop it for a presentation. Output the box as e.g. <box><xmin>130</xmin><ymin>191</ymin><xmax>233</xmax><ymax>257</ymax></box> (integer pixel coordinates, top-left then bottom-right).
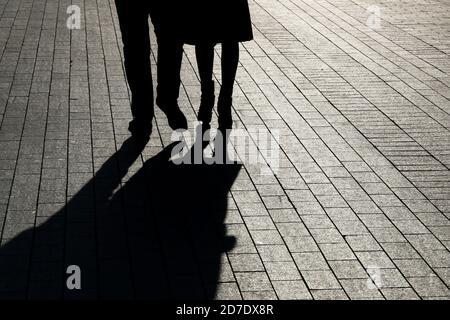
<box><xmin>272</xmin><ymin>280</ymin><xmax>312</xmax><ymax>300</ymax></box>
<box><xmin>294</xmin><ymin>201</ymin><xmax>326</xmax><ymax>215</ymax></box>
<box><xmin>420</xmin><ymin>250</ymin><xmax>450</xmax><ymax>268</ymax></box>
<box><xmin>326</xmin><ymin>207</ymin><xmax>358</xmax><ymax>221</ymax></box>
<box><xmin>369</xmin><ymin>227</ymin><xmax>408</xmax><ymax>243</ymax></box>
<box><xmin>302</xmin><ymin>270</ymin><xmax>341</xmax><ymax>290</ymax></box>
<box><xmin>238</xmin><ymin>202</ymin><xmax>269</xmax><ymax>217</ymax></box>
<box><xmin>286</xmin><ymin>189</ymin><xmax>315</xmax><ymax>202</ymax></box>
<box><xmin>340</xmin><ymin>279</ymin><xmax>384</xmax><ymax>299</ymax></box>
<box><xmin>235</xmin><ymin>272</ymin><xmax>272</xmax><ymax>292</ymax></box>
<box><xmin>393</xmin><ymin>219</ymin><xmax>430</xmax><ymax>235</ymax></box>
<box><xmin>360</xmin><ymin>183</ymin><xmax>391</xmax><ymax>195</ymax></box>
<box><xmin>317</xmin><ymin>195</ymin><xmax>348</xmax><ymax>208</ymax></box>
<box><xmin>242</xmin><ymin>290</ymin><xmax>278</xmax><ymax>300</ymax></box>
<box><xmin>228</xmin><ymin>254</ymin><xmax>265</xmax><ymax>272</ymax></box>
<box><xmin>434</xmin><ymin>268</ymin><xmax>450</xmax><ymax>287</ymax></box>
<box><xmin>356</xmin><ymin>251</ymin><xmax>396</xmax><ymax>269</ymax></box>
<box><xmin>257</xmin><ymin>245</ymin><xmax>292</xmax><ymax>262</ymax></box>
<box><xmin>334</xmin><ymin>219</ymin><xmax>369</xmax><ymax>235</ymax></box>
<box><xmin>265</xmin><ymin>261</ymin><xmax>302</xmax><ymax>281</ymax></box>
<box><xmin>377</xmin><ymin>268</ymin><xmax>410</xmax><ymax>288</ymax></box>
<box><xmin>429</xmin><ymin>226</ymin><xmax>450</xmax><ymax>241</ymax></box>
<box><xmin>261</xmin><ymin>195</ymin><xmax>293</xmax><ymax>209</ymax></box>
<box><xmin>339</xmin><ymin>188</ymin><xmax>371</xmax><ymax>201</ymax></box>
<box><xmin>371</xmin><ymin>195</ymin><xmax>404</xmax><ymax>207</ymax></box>
<box><xmin>284</xmin><ymin>236</ymin><xmax>319</xmax><ymax>253</ymax></box>
<box><xmin>292</xmin><ymin>252</ymin><xmax>329</xmax><ymax>271</ymax></box>
<box><xmin>244</xmin><ymin>216</ymin><xmax>275</xmax><ymax>230</ymax></box>
<box><xmin>268</xmin><ymin>209</ymin><xmax>300</xmax><ymax>222</ymax></box>
<box><xmin>319</xmin><ymin>243</ymin><xmax>356</xmax><ymax>260</ymax></box>
<box><xmin>381</xmin><ymin>288</ymin><xmax>420</xmax><ymax>300</ymax></box>
<box><xmin>393</xmin><ymin>259</ymin><xmax>434</xmax><ymax>278</ymax></box>
<box><xmin>224</xmin><ymin>210</ymin><xmax>244</xmax><ymax>224</ymax></box>
<box><xmin>212</xmin><ymin>282</ymin><xmax>242</xmax><ymax>300</ymax></box>
<box><xmin>359</xmin><ymin>214</ymin><xmax>393</xmax><ymax>228</ymax></box>
<box><xmin>311</xmin><ymin>289</ymin><xmax>348</xmax><ymax>300</ymax></box>
<box><xmin>406</xmin><ymin>234</ymin><xmax>447</xmax><ymax>251</ymax></box>
<box><xmin>345</xmin><ymin>235</ymin><xmax>382</xmax><ymax>251</ymax></box>
<box><xmin>251</xmin><ymin>229</ymin><xmax>284</xmax><ymax>245</ymax></box>
<box><xmin>349</xmin><ymin>201</ymin><xmax>382</xmax><ymax>214</ymax></box>
<box><xmin>329</xmin><ymin>260</ymin><xmax>368</xmax><ymax>279</ymax></box>
<box><xmin>255</xmin><ymin>184</ymin><xmax>284</xmax><ymax>196</ymax></box>
<box><xmin>302</xmin><ymin>215</ymin><xmax>335</xmax><ymax>229</ymax></box>
<box><xmin>381</xmin><ymin>207</ymin><xmax>416</xmax><ymax>220</ymax></box>
<box><xmin>380</xmin><ymin>243</ymin><xmax>421</xmax><ymax>259</ymax></box>
<box><xmin>276</xmin><ymin>222</ymin><xmax>309</xmax><ymax>237</ymax></box>
<box><xmin>408</xmin><ymin>276</ymin><xmax>450</xmax><ymax>298</ymax></box>
<box><xmin>310</xmin><ymin>228</ymin><xmax>344</xmax><ymax>243</ymax></box>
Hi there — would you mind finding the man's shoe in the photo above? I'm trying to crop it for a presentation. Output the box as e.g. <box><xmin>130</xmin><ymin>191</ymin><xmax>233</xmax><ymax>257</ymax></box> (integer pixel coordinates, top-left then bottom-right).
<box><xmin>163</xmin><ymin>107</ymin><xmax>188</xmax><ymax>130</ymax></box>
<box><xmin>128</xmin><ymin>119</ymin><xmax>152</xmax><ymax>140</ymax></box>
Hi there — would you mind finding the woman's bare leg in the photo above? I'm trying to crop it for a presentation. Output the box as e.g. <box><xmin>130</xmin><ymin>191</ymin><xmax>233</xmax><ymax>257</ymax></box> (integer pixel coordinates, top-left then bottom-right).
<box><xmin>195</xmin><ymin>44</ymin><xmax>216</xmax><ymax>127</ymax></box>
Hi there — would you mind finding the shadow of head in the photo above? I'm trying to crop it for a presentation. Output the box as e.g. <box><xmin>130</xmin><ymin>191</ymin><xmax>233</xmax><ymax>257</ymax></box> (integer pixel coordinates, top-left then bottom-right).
<box><xmin>0</xmin><ymin>138</ymin><xmax>242</xmax><ymax>299</ymax></box>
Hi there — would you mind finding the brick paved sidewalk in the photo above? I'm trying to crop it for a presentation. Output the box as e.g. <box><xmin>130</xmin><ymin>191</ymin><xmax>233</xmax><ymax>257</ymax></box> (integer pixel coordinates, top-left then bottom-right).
<box><xmin>0</xmin><ymin>0</ymin><xmax>449</xmax><ymax>299</ymax></box>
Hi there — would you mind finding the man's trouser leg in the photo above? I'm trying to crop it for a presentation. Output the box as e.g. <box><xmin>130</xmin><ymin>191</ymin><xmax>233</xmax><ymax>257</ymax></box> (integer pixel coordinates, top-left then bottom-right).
<box><xmin>149</xmin><ymin>9</ymin><xmax>183</xmax><ymax>112</ymax></box>
<box><xmin>155</xmin><ymin>37</ymin><xmax>184</xmax><ymax>111</ymax></box>
<box><xmin>115</xmin><ymin>0</ymin><xmax>154</xmax><ymax>126</ymax></box>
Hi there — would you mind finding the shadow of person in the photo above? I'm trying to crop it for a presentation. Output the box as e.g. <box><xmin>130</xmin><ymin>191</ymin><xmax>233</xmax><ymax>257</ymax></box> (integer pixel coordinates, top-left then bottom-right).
<box><xmin>0</xmin><ymin>137</ymin><xmax>241</xmax><ymax>299</ymax></box>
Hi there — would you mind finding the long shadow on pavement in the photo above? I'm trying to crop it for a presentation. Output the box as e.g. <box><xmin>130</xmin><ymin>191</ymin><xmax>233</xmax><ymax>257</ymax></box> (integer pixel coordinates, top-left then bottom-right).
<box><xmin>0</xmin><ymin>137</ymin><xmax>241</xmax><ymax>299</ymax></box>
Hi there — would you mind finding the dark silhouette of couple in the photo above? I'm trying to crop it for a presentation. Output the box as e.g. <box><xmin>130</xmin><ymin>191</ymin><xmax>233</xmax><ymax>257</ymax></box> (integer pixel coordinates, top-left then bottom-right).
<box><xmin>114</xmin><ymin>0</ymin><xmax>253</xmax><ymax>142</ymax></box>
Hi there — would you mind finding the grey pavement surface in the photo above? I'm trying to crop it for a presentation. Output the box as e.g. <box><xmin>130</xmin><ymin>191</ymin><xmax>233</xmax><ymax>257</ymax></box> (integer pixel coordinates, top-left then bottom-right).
<box><xmin>0</xmin><ymin>0</ymin><xmax>450</xmax><ymax>299</ymax></box>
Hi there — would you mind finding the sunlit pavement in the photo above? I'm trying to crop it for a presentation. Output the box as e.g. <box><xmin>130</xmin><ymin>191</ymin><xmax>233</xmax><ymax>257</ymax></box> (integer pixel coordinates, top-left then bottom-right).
<box><xmin>0</xmin><ymin>0</ymin><xmax>449</xmax><ymax>299</ymax></box>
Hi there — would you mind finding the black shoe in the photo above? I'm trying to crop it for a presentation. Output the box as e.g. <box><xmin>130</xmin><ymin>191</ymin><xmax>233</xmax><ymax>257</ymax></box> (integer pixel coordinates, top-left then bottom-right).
<box><xmin>128</xmin><ymin>119</ymin><xmax>152</xmax><ymax>141</ymax></box>
<box><xmin>162</xmin><ymin>106</ymin><xmax>188</xmax><ymax>130</ymax></box>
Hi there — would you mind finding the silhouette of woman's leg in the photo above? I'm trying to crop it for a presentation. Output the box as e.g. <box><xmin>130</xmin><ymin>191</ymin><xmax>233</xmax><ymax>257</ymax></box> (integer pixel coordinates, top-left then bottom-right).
<box><xmin>196</xmin><ymin>44</ymin><xmax>214</xmax><ymax>85</ymax></box>
<box><xmin>218</xmin><ymin>42</ymin><xmax>239</xmax><ymax>130</ymax></box>
<box><xmin>115</xmin><ymin>1</ymin><xmax>153</xmax><ymax>134</ymax></box>
<box><xmin>195</xmin><ymin>43</ymin><xmax>215</xmax><ymax>129</ymax></box>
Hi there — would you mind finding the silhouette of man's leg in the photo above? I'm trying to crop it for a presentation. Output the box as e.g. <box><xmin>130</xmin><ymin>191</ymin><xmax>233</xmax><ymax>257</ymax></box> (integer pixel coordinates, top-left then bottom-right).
<box><xmin>150</xmin><ymin>11</ymin><xmax>187</xmax><ymax>130</ymax></box>
<box><xmin>155</xmin><ymin>38</ymin><xmax>183</xmax><ymax>112</ymax></box>
<box><xmin>115</xmin><ymin>0</ymin><xmax>153</xmax><ymax>136</ymax></box>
